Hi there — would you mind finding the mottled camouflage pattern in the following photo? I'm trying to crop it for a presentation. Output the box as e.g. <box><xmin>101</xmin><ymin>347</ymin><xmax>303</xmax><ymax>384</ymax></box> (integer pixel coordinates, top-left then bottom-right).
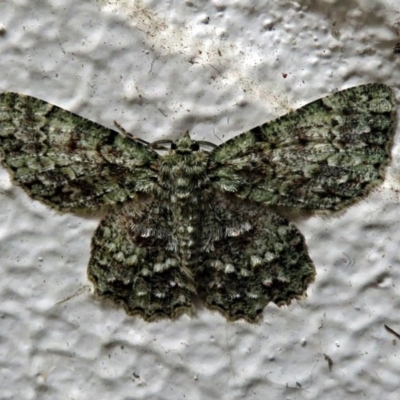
<box><xmin>0</xmin><ymin>84</ymin><xmax>395</xmax><ymax>322</ymax></box>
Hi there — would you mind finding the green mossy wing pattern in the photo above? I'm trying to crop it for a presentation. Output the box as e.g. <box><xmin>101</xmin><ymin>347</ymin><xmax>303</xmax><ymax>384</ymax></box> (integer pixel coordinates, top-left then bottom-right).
<box><xmin>87</xmin><ymin>191</ymin><xmax>315</xmax><ymax>322</ymax></box>
<box><xmin>209</xmin><ymin>84</ymin><xmax>395</xmax><ymax>211</ymax></box>
<box><xmin>0</xmin><ymin>93</ymin><xmax>158</xmax><ymax>211</ymax></box>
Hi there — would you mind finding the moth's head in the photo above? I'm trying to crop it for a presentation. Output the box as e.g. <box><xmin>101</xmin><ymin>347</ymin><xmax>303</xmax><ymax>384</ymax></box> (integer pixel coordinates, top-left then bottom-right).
<box><xmin>150</xmin><ymin>131</ymin><xmax>216</xmax><ymax>156</ymax></box>
<box><xmin>170</xmin><ymin>131</ymin><xmax>200</xmax><ymax>155</ymax></box>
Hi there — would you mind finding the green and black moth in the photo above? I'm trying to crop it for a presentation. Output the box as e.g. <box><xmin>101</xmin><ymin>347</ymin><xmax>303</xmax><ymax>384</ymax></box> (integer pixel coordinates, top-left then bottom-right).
<box><xmin>0</xmin><ymin>84</ymin><xmax>395</xmax><ymax>322</ymax></box>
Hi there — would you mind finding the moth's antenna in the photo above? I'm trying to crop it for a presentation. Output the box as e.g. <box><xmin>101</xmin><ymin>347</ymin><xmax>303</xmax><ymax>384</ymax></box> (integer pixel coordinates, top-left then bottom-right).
<box><xmin>113</xmin><ymin>120</ymin><xmax>150</xmax><ymax>146</ymax></box>
<box><xmin>54</xmin><ymin>285</ymin><xmax>91</xmax><ymax>306</ymax></box>
<box><xmin>197</xmin><ymin>140</ymin><xmax>217</xmax><ymax>149</ymax></box>
<box><xmin>150</xmin><ymin>139</ymin><xmax>174</xmax><ymax>151</ymax></box>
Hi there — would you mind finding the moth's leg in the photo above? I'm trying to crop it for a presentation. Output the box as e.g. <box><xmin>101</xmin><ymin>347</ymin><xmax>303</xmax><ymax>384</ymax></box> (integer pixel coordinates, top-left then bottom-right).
<box><xmin>197</xmin><ymin>195</ymin><xmax>316</xmax><ymax>322</ymax></box>
<box><xmin>88</xmin><ymin>203</ymin><xmax>196</xmax><ymax>321</ymax></box>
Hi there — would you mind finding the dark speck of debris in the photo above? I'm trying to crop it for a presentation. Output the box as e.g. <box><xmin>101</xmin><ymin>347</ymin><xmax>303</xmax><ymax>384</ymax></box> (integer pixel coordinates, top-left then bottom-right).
<box><xmin>384</xmin><ymin>324</ymin><xmax>400</xmax><ymax>339</ymax></box>
<box><xmin>324</xmin><ymin>354</ymin><xmax>333</xmax><ymax>371</ymax></box>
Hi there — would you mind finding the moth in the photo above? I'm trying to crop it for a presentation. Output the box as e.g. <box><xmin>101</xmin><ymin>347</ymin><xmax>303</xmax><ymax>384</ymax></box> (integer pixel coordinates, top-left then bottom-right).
<box><xmin>0</xmin><ymin>84</ymin><xmax>395</xmax><ymax>322</ymax></box>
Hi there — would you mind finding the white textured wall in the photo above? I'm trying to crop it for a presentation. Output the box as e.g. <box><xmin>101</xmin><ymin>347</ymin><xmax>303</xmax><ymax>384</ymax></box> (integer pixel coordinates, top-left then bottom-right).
<box><xmin>0</xmin><ymin>1</ymin><xmax>400</xmax><ymax>399</ymax></box>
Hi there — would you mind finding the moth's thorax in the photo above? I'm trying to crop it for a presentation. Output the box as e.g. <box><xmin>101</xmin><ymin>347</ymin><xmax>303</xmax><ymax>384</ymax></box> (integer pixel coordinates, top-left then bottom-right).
<box><xmin>157</xmin><ymin>141</ymin><xmax>210</xmax><ymax>198</ymax></box>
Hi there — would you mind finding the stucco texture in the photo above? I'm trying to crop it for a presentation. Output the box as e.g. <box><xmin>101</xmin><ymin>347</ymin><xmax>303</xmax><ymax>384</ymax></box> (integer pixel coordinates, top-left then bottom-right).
<box><xmin>0</xmin><ymin>1</ymin><xmax>400</xmax><ymax>399</ymax></box>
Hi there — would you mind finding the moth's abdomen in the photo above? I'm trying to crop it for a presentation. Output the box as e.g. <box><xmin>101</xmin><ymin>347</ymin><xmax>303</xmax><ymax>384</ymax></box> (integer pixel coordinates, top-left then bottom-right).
<box><xmin>158</xmin><ymin>152</ymin><xmax>210</xmax><ymax>272</ymax></box>
<box><xmin>169</xmin><ymin>189</ymin><xmax>204</xmax><ymax>275</ymax></box>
